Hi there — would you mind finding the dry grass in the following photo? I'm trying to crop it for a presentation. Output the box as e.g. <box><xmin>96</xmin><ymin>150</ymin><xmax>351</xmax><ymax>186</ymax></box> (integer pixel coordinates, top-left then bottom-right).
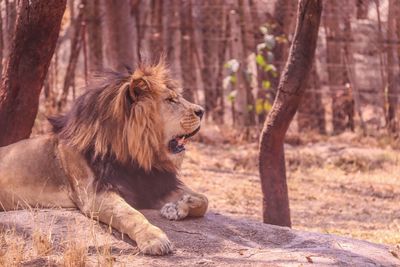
<box><xmin>0</xmin><ymin>129</ymin><xmax>397</xmax><ymax>265</ymax></box>
<box><xmin>62</xmin><ymin>240</ymin><xmax>87</xmax><ymax>267</ymax></box>
<box><xmin>0</xmin><ymin>227</ymin><xmax>25</xmax><ymax>266</ymax></box>
<box><xmin>182</xmin><ymin>135</ymin><xmax>400</xmax><ymax>246</ymax></box>
<box><xmin>32</xmin><ymin>229</ymin><xmax>53</xmax><ymax>256</ymax></box>
<box><xmin>0</xmin><ymin>210</ymin><xmax>121</xmax><ymax>266</ymax></box>
<box><xmin>98</xmin><ymin>243</ymin><xmax>115</xmax><ymax>267</ymax></box>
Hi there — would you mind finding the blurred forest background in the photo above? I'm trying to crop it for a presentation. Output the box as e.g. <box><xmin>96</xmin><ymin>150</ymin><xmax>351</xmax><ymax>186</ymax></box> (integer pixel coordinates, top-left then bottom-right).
<box><xmin>3</xmin><ymin>0</ymin><xmax>393</xmax><ymax>138</ymax></box>
<box><xmin>0</xmin><ymin>0</ymin><xmax>399</xmax><ymax>248</ymax></box>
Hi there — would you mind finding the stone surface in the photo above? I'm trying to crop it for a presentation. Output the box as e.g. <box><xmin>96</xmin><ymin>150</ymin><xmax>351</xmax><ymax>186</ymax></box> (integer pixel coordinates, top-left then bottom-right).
<box><xmin>0</xmin><ymin>209</ymin><xmax>399</xmax><ymax>266</ymax></box>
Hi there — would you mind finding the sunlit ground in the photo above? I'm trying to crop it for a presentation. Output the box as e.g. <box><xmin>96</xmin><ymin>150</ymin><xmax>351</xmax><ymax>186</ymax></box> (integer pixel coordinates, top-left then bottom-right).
<box><xmin>181</xmin><ymin>134</ymin><xmax>400</xmax><ymax>246</ymax></box>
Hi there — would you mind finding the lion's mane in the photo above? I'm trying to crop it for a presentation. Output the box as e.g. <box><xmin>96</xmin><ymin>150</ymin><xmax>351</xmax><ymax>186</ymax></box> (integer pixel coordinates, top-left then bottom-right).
<box><xmin>49</xmin><ymin>62</ymin><xmax>175</xmax><ymax>172</ymax></box>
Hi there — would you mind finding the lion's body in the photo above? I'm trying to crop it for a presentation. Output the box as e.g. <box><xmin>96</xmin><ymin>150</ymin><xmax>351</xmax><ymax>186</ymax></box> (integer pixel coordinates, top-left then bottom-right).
<box><xmin>0</xmin><ymin>136</ymin><xmax>75</xmax><ymax>210</ymax></box>
<box><xmin>0</xmin><ymin>135</ymin><xmax>181</xmax><ymax>211</ymax></box>
<box><xmin>0</xmin><ymin>62</ymin><xmax>208</xmax><ymax>255</ymax></box>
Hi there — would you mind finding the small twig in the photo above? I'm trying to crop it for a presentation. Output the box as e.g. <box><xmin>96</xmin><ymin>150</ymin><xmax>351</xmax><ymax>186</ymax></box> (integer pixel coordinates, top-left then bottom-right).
<box><xmin>168</xmin><ymin>228</ymin><xmax>203</xmax><ymax>236</ymax></box>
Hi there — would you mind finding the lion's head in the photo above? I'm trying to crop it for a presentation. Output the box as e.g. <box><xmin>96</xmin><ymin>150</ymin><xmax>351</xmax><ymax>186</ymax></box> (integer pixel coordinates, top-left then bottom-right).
<box><xmin>49</xmin><ymin>61</ymin><xmax>204</xmax><ymax>172</ymax></box>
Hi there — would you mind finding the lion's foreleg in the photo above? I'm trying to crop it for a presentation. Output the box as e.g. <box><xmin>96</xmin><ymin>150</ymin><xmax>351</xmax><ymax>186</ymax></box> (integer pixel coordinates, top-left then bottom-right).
<box><xmin>83</xmin><ymin>191</ymin><xmax>173</xmax><ymax>255</ymax></box>
<box><xmin>160</xmin><ymin>185</ymin><xmax>208</xmax><ymax>221</ymax></box>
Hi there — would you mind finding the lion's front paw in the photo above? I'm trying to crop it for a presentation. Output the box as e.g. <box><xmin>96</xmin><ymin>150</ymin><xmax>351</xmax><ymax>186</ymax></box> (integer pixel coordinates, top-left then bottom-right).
<box><xmin>160</xmin><ymin>202</ymin><xmax>189</xmax><ymax>220</ymax></box>
<box><xmin>135</xmin><ymin>225</ymin><xmax>173</xmax><ymax>255</ymax></box>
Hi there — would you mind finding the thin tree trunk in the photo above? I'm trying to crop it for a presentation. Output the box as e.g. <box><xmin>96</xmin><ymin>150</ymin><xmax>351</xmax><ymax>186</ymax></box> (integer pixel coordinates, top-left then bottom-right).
<box><xmin>84</xmin><ymin>0</ymin><xmax>103</xmax><ymax>72</ymax></box>
<box><xmin>131</xmin><ymin>0</ymin><xmax>142</xmax><ymax>62</ymax></box>
<box><xmin>180</xmin><ymin>0</ymin><xmax>196</xmax><ymax>102</ymax></box>
<box><xmin>374</xmin><ymin>0</ymin><xmax>388</xmax><ymax>119</ymax></box>
<box><xmin>214</xmin><ymin>6</ymin><xmax>229</xmax><ymax>124</ymax></box>
<box><xmin>386</xmin><ymin>0</ymin><xmax>398</xmax><ymax>133</ymax></box>
<box><xmin>238</xmin><ymin>0</ymin><xmax>256</xmax><ymax>126</ymax></box>
<box><xmin>259</xmin><ymin>0</ymin><xmax>322</xmax><ymax>227</ymax></box>
<box><xmin>229</xmin><ymin>5</ymin><xmax>245</xmax><ymax>126</ymax></box>
<box><xmin>270</xmin><ymin>0</ymin><xmax>298</xmax><ymax>97</ymax></box>
<box><xmin>356</xmin><ymin>0</ymin><xmax>368</xmax><ymax>19</ymax></box>
<box><xmin>249</xmin><ymin>0</ymin><xmax>267</xmax><ymax>125</ymax></box>
<box><xmin>0</xmin><ymin>0</ymin><xmax>67</xmax><ymax>146</ymax></box>
<box><xmin>324</xmin><ymin>0</ymin><xmax>351</xmax><ymax>134</ymax></box>
<box><xmin>297</xmin><ymin>64</ymin><xmax>326</xmax><ymax>134</ymax></box>
<box><xmin>200</xmin><ymin>0</ymin><xmax>223</xmax><ymax>122</ymax></box>
<box><xmin>343</xmin><ymin>18</ymin><xmax>367</xmax><ymax>134</ymax></box>
<box><xmin>103</xmin><ymin>0</ymin><xmax>134</xmax><ymax>71</ymax></box>
<box><xmin>150</xmin><ymin>0</ymin><xmax>163</xmax><ymax>59</ymax></box>
<box><xmin>4</xmin><ymin>0</ymin><xmax>16</xmax><ymax>59</ymax></box>
<box><xmin>0</xmin><ymin>3</ymin><xmax>3</xmax><ymax>75</ymax></box>
<box><xmin>396</xmin><ymin>0</ymin><xmax>400</xmax><ymax>116</ymax></box>
<box><xmin>58</xmin><ymin>2</ymin><xmax>85</xmax><ymax>111</ymax></box>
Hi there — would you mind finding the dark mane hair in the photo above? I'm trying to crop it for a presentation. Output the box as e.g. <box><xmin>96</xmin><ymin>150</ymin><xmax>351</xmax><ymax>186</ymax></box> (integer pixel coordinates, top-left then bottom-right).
<box><xmin>49</xmin><ymin>63</ymin><xmax>182</xmax><ymax>207</ymax></box>
<box><xmin>49</xmin><ymin>62</ymin><xmax>176</xmax><ymax>172</ymax></box>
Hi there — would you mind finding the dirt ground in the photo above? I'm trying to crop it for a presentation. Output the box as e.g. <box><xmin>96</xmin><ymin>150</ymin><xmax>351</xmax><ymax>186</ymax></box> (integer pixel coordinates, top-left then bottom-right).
<box><xmin>1</xmin><ymin>129</ymin><xmax>399</xmax><ymax>265</ymax></box>
<box><xmin>181</xmin><ymin>131</ymin><xmax>400</xmax><ymax>247</ymax></box>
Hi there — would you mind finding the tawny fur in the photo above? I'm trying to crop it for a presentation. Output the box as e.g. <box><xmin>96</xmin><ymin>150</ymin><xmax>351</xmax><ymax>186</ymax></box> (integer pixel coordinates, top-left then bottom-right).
<box><xmin>54</xmin><ymin>62</ymin><xmax>176</xmax><ymax>171</ymax></box>
<box><xmin>0</xmin><ymin>61</ymin><xmax>208</xmax><ymax>256</ymax></box>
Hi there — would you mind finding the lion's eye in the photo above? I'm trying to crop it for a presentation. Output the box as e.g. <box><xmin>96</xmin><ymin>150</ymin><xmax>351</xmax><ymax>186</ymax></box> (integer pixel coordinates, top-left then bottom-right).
<box><xmin>166</xmin><ymin>97</ymin><xmax>178</xmax><ymax>103</ymax></box>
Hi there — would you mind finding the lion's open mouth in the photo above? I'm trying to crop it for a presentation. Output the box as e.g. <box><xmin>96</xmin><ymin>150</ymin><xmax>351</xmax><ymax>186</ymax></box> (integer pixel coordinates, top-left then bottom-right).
<box><xmin>168</xmin><ymin>127</ymin><xmax>200</xmax><ymax>154</ymax></box>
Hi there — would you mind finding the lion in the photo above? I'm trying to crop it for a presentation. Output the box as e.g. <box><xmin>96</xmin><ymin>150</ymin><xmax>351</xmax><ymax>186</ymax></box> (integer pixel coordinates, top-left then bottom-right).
<box><xmin>0</xmin><ymin>61</ymin><xmax>208</xmax><ymax>255</ymax></box>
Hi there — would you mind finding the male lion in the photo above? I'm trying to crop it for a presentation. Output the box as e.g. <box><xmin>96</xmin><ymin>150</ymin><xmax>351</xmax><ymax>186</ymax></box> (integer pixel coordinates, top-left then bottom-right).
<box><xmin>0</xmin><ymin>62</ymin><xmax>208</xmax><ymax>255</ymax></box>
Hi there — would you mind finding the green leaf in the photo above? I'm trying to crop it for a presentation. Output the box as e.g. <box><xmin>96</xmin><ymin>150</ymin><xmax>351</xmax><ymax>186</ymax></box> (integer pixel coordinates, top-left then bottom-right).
<box><xmin>255</xmin><ymin>99</ymin><xmax>264</xmax><ymax>114</ymax></box>
<box><xmin>256</xmin><ymin>54</ymin><xmax>266</xmax><ymax>67</ymax></box>
<box><xmin>264</xmin><ymin>63</ymin><xmax>277</xmax><ymax>73</ymax></box>
<box><xmin>262</xmin><ymin>80</ymin><xmax>271</xmax><ymax>90</ymax></box>
<box><xmin>230</xmin><ymin>75</ymin><xmax>237</xmax><ymax>84</ymax></box>
<box><xmin>227</xmin><ymin>90</ymin><xmax>237</xmax><ymax>102</ymax></box>
<box><xmin>264</xmin><ymin>101</ymin><xmax>272</xmax><ymax>112</ymax></box>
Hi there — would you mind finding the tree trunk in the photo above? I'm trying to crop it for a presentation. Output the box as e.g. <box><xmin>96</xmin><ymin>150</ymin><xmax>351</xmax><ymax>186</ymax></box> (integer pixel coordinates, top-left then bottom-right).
<box><xmin>374</xmin><ymin>0</ymin><xmax>387</xmax><ymax>122</ymax></box>
<box><xmin>58</xmin><ymin>2</ymin><xmax>85</xmax><ymax>112</ymax></box>
<box><xmin>180</xmin><ymin>0</ymin><xmax>196</xmax><ymax>102</ymax></box>
<box><xmin>0</xmin><ymin>4</ymin><xmax>4</xmax><ymax>75</ymax></box>
<box><xmin>386</xmin><ymin>0</ymin><xmax>398</xmax><ymax>133</ymax></box>
<box><xmin>3</xmin><ymin>0</ymin><xmax>16</xmax><ymax>60</ymax></box>
<box><xmin>356</xmin><ymin>0</ymin><xmax>369</xmax><ymax>20</ymax></box>
<box><xmin>270</xmin><ymin>0</ymin><xmax>298</xmax><ymax>96</ymax></box>
<box><xmin>103</xmin><ymin>0</ymin><xmax>134</xmax><ymax>71</ymax></box>
<box><xmin>324</xmin><ymin>0</ymin><xmax>351</xmax><ymax>135</ymax></box>
<box><xmin>84</xmin><ymin>0</ymin><xmax>103</xmax><ymax>72</ymax></box>
<box><xmin>238</xmin><ymin>0</ymin><xmax>256</xmax><ymax>126</ymax></box>
<box><xmin>214</xmin><ymin>6</ymin><xmax>229</xmax><ymax>124</ymax></box>
<box><xmin>199</xmin><ymin>0</ymin><xmax>224</xmax><ymax>122</ymax></box>
<box><xmin>150</xmin><ymin>0</ymin><xmax>163</xmax><ymax>59</ymax></box>
<box><xmin>396</xmin><ymin>0</ymin><xmax>400</xmax><ymax>122</ymax></box>
<box><xmin>164</xmin><ymin>0</ymin><xmax>181</xmax><ymax>77</ymax></box>
<box><xmin>0</xmin><ymin>0</ymin><xmax>66</xmax><ymax>147</ymax></box>
<box><xmin>297</xmin><ymin>64</ymin><xmax>326</xmax><ymax>134</ymax></box>
<box><xmin>256</xmin><ymin>0</ymin><xmax>297</xmax><ymax>124</ymax></box>
<box><xmin>259</xmin><ymin>0</ymin><xmax>322</xmax><ymax>227</ymax></box>
<box><xmin>343</xmin><ymin>13</ymin><xmax>366</xmax><ymax>134</ymax></box>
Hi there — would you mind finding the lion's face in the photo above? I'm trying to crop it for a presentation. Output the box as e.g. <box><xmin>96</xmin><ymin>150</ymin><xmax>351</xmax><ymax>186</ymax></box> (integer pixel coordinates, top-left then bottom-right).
<box><xmin>159</xmin><ymin>88</ymin><xmax>204</xmax><ymax>161</ymax></box>
<box><xmin>50</xmin><ymin>61</ymin><xmax>204</xmax><ymax>172</ymax></box>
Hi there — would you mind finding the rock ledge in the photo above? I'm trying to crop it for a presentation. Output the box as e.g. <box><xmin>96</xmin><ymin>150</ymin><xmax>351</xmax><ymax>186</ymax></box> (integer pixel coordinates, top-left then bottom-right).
<box><xmin>0</xmin><ymin>209</ymin><xmax>398</xmax><ymax>266</ymax></box>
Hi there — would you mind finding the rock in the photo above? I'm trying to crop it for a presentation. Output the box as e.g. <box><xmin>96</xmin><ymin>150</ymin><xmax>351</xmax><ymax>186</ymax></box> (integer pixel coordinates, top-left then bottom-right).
<box><xmin>0</xmin><ymin>209</ymin><xmax>398</xmax><ymax>266</ymax></box>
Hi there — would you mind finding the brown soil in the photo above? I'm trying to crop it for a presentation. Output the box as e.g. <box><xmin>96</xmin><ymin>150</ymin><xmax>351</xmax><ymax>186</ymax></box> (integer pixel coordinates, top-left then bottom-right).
<box><xmin>182</xmin><ymin>133</ymin><xmax>400</xmax><ymax>246</ymax></box>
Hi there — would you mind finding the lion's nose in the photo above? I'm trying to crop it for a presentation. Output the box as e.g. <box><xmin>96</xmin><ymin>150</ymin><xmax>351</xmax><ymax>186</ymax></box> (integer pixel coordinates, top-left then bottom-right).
<box><xmin>194</xmin><ymin>108</ymin><xmax>204</xmax><ymax>119</ymax></box>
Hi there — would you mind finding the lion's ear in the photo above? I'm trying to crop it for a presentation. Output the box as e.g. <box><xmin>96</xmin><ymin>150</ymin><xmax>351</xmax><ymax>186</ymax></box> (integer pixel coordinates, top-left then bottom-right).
<box><xmin>128</xmin><ymin>77</ymin><xmax>150</xmax><ymax>102</ymax></box>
